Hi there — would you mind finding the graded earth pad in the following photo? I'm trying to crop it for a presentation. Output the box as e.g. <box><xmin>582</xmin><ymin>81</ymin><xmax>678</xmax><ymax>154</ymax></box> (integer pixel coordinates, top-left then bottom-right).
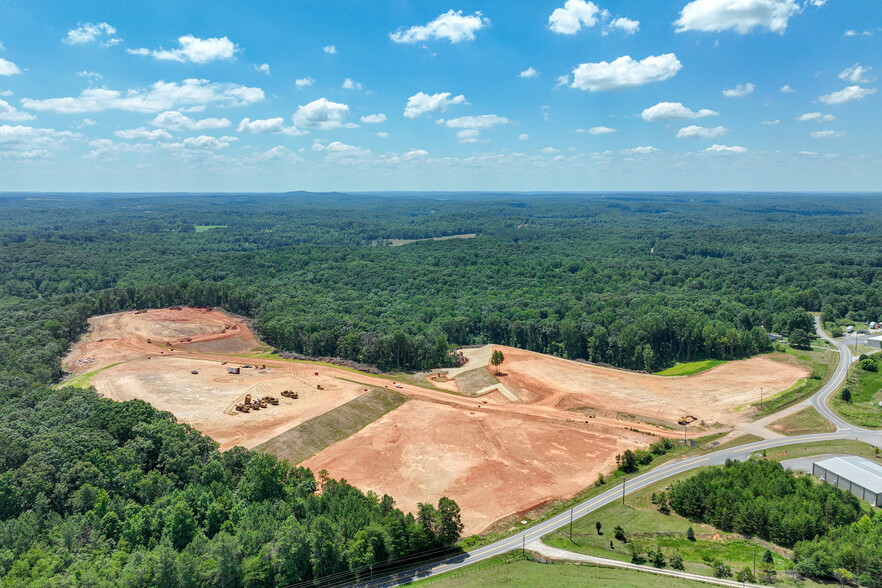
<box><xmin>302</xmin><ymin>398</ymin><xmax>647</xmax><ymax>535</ymax></box>
<box><xmin>63</xmin><ymin>310</ymin><xmax>811</xmax><ymax>537</ymax></box>
<box><xmin>492</xmin><ymin>346</ymin><xmax>810</xmax><ymax>427</ymax></box>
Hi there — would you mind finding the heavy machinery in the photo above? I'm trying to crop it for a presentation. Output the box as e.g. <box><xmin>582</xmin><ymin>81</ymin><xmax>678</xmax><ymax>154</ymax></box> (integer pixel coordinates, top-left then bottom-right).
<box><xmin>316</xmin><ymin>384</ymin><xmax>324</xmax><ymax>390</ymax></box>
<box><xmin>677</xmin><ymin>415</ymin><xmax>697</xmax><ymax>426</ymax></box>
<box><xmin>263</xmin><ymin>396</ymin><xmax>279</xmax><ymax>406</ymax></box>
<box><xmin>235</xmin><ymin>403</ymin><xmax>250</xmax><ymax>413</ymax></box>
<box><xmin>281</xmin><ymin>390</ymin><xmax>299</xmax><ymax>399</ymax></box>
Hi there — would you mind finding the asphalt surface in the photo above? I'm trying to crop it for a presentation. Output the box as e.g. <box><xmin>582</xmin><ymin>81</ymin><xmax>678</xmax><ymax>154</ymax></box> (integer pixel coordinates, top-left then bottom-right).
<box><xmin>358</xmin><ymin>319</ymin><xmax>882</xmax><ymax>587</ymax></box>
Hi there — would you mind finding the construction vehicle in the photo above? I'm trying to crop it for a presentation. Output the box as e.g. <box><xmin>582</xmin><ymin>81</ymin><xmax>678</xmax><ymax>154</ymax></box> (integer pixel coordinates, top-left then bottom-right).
<box><xmin>316</xmin><ymin>384</ymin><xmax>324</xmax><ymax>390</ymax></box>
<box><xmin>281</xmin><ymin>390</ymin><xmax>299</xmax><ymax>399</ymax></box>
<box><xmin>235</xmin><ymin>403</ymin><xmax>250</xmax><ymax>413</ymax></box>
<box><xmin>191</xmin><ymin>370</ymin><xmax>198</xmax><ymax>375</ymax></box>
<box><xmin>677</xmin><ymin>415</ymin><xmax>698</xmax><ymax>426</ymax></box>
<box><xmin>263</xmin><ymin>396</ymin><xmax>279</xmax><ymax>405</ymax></box>
<box><xmin>146</xmin><ymin>339</ymin><xmax>152</xmax><ymax>344</ymax></box>
<box><xmin>244</xmin><ymin>394</ymin><xmax>252</xmax><ymax>405</ymax></box>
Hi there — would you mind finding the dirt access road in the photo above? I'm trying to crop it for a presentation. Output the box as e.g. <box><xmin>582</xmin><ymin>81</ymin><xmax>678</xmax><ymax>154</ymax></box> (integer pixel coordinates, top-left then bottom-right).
<box><xmin>64</xmin><ymin>308</ymin><xmax>808</xmax><ymax>535</ymax></box>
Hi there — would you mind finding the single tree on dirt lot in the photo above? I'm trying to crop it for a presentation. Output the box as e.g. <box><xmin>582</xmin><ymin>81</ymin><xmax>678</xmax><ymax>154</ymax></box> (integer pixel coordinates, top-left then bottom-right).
<box><xmin>490</xmin><ymin>349</ymin><xmax>505</xmax><ymax>375</ymax></box>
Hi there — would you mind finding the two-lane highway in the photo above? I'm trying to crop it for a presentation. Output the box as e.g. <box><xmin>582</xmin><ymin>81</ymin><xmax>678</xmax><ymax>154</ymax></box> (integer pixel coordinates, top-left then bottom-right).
<box><xmin>359</xmin><ymin>320</ymin><xmax>881</xmax><ymax>587</ymax></box>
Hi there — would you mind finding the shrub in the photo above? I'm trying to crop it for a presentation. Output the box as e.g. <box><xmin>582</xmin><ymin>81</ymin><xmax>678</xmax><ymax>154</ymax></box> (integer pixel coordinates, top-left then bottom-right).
<box><xmin>669</xmin><ymin>551</ymin><xmax>685</xmax><ymax>571</ymax></box>
<box><xmin>861</xmin><ymin>358</ymin><xmax>878</xmax><ymax>372</ymax></box>
<box><xmin>713</xmin><ymin>560</ymin><xmax>732</xmax><ymax>578</ymax></box>
<box><xmin>687</xmin><ymin>526</ymin><xmax>695</xmax><ymax>541</ymax></box>
<box><xmin>614</xmin><ymin>525</ymin><xmax>626</xmax><ymax>542</ymax></box>
<box><xmin>841</xmin><ymin>387</ymin><xmax>852</xmax><ymax>402</ymax></box>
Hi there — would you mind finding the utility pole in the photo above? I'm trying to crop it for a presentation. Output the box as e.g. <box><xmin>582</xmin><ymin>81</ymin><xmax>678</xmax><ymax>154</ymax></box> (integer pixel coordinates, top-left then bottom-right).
<box><xmin>760</xmin><ymin>387</ymin><xmax>763</xmax><ymax>410</ymax></box>
<box><xmin>622</xmin><ymin>476</ymin><xmax>626</xmax><ymax>504</ymax></box>
<box><xmin>522</xmin><ymin>535</ymin><xmax>525</xmax><ymax>556</ymax></box>
<box><xmin>568</xmin><ymin>508</ymin><xmax>573</xmax><ymax>541</ymax></box>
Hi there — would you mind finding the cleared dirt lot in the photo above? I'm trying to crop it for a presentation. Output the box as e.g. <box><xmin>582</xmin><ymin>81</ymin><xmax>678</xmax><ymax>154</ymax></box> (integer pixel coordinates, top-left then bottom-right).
<box><xmin>493</xmin><ymin>346</ymin><xmax>810</xmax><ymax>428</ymax></box>
<box><xmin>64</xmin><ymin>309</ymin><xmax>810</xmax><ymax>535</ymax></box>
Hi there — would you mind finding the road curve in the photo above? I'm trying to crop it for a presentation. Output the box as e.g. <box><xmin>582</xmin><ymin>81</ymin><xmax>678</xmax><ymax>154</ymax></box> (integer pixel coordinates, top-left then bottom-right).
<box><xmin>358</xmin><ymin>320</ymin><xmax>881</xmax><ymax>588</ymax></box>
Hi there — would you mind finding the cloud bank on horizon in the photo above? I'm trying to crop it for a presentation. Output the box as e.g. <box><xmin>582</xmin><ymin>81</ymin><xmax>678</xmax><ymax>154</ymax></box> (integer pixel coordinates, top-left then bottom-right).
<box><xmin>0</xmin><ymin>0</ymin><xmax>879</xmax><ymax>192</ymax></box>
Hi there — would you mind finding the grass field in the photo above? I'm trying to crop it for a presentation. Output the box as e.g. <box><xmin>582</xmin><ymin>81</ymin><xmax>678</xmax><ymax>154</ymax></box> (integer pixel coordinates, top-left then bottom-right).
<box><xmin>654</xmin><ymin>360</ymin><xmax>726</xmax><ymax>376</ymax></box>
<box><xmin>407</xmin><ymin>551</ymin><xmax>713</xmax><ymax>587</ymax></box>
<box><xmin>58</xmin><ymin>362</ymin><xmax>125</xmax><ymax>389</ymax></box>
<box><xmin>194</xmin><ymin>225</ymin><xmax>227</xmax><ymax>232</ymax></box>
<box><xmin>755</xmin><ymin>439</ymin><xmax>882</xmax><ymax>462</ymax></box>
<box><xmin>768</xmin><ymin>407</ymin><xmax>836</xmax><ymax>436</ymax></box>
<box><xmin>257</xmin><ymin>388</ymin><xmax>408</xmax><ymax>463</ymax></box>
<box><xmin>373</xmin><ymin>233</ymin><xmax>477</xmax><ymax>247</ymax></box>
<box><xmin>454</xmin><ymin>367</ymin><xmax>499</xmax><ymax>395</ymax></box>
<box><xmin>543</xmin><ymin>470</ymin><xmax>797</xmax><ymax>583</ymax></box>
<box><xmin>752</xmin><ymin>348</ymin><xmax>836</xmax><ymax>418</ymax></box>
<box><xmin>830</xmin><ymin>361</ymin><xmax>882</xmax><ymax>428</ymax></box>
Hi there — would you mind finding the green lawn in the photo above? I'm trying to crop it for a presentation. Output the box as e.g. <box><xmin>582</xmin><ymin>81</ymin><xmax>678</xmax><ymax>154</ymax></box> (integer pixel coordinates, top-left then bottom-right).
<box><xmin>755</xmin><ymin>439</ymin><xmax>882</xmax><ymax>462</ymax></box>
<box><xmin>194</xmin><ymin>224</ymin><xmax>227</xmax><ymax>232</ymax></box>
<box><xmin>831</xmin><ymin>361</ymin><xmax>882</xmax><ymax>428</ymax></box>
<box><xmin>768</xmin><ymin>407</ymin><xmax>836</xmax><ymax>436</ymax></box>
<box><xmin>407</xmin><ymin>551</ymin><xmax>711</xmax><ymax>587</ymax></box>
<box><xmin>654</xmin><ymin>360</ymin><xmax>726</xmax><ymax>376</ymax></box>
<box><xmin>57</xmin><ymin>362</ymin><xmax>125</xmax><ymax>389</ymax></box>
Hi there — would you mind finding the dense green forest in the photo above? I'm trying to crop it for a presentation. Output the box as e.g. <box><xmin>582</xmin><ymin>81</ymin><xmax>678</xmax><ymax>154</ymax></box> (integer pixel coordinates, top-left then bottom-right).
<box><xmin>2</xmin><ymin>191</ymin><xmax>882</xmax><ymax>585</ymax></box>
<box><xmin>669</xmin><ymin>459</ymin><xmax>881</xmax><ymax>586</ymax></box>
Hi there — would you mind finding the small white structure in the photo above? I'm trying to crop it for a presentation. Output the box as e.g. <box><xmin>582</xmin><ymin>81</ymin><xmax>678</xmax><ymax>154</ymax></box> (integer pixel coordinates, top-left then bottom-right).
<box><xmin>846</xmin><ymin>325</ymin><xmax>855</xmax><ymax>334</ymax></box>
<box><xmin>867</xmin><ymin>336</ymin><xmax>882</xmax><ymax>349</ymax></box>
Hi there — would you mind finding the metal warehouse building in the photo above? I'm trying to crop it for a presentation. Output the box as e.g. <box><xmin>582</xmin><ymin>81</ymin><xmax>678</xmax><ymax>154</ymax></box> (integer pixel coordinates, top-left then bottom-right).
<box><xmin>813</xmin><ymin>456</ymin><xmax>882</xmax><ymax>506</ymax></box>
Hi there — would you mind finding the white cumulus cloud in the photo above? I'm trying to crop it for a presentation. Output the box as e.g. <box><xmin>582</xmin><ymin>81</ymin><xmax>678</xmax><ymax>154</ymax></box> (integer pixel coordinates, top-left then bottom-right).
<box><xmin>64</xmin><ymin>22</ymin><xmax>120</xmax><ymax>45</ymax></box>
<box><xmin>179</xmin><ymin>135</ymin><xmax>235</xmax><ymax>150</ymax></box>
<box><xmin>518</xmin><ymin>133</ymin><xmax>529</xmax><ymax>140</ymax></box>
<box><xmin>342</xmin><ymin>78</ymin><xmax>363</xmax><ymax>90</ymax></box>
<box><xmin>254</xmin><ymin>63</ymin><xmax>270</xmax><ymax>75</ymax></box>
<box><xmin>295</xmin><ymin>77</ymin><xmax>314</xmax><ymax>88</ymax></box>
<box><xmin>292</xmin><ymin>98</ymin><xmax>351</xmax><ymax>129</ymax></box>
<box><xmin>570</xmin><ymin>54</ymin><xmax>681</xmax><ymax>91</ymax></box>
<box><xmin>360</xmin><ymin>113</ymin><xmax>386</xmax><ymax>124</ymax></box>
<box><xmin>819</xmin><ymin>85</ymin><xmax>877</xmax><ymax>104</ymax></box>
<box><xmin>641</xmin><ymin>101</ymin><xmax>718</xmax><ymax>122</ymax></box>
<box><xmin>403</xmin><ymin>92</ymin><xmax>466</xmax><ymax>119</ymax></box>
<box><xmin>780</xmin><ymin>84</ymin><xmax>796</xmax><ymax>93</ymax></box>
<box><xmin>391</xmin><ymin>10</ymin><xmax>489</xmax><ymax>44</ymax></box>
<box><xmin>21</xmin><ymin>79</ymin><xmax>263</xmax><ymax>114</ymax></box>
<box><xmin>237</xmin><ymin>117</ymin><xmax>285</xmax><ymax>133</ymax></box>
<box><xmin>839</xmin><ymin>63</ymin><xmax>874</xmax><ymax>84</ymax></box>
<box><xmin>128</xmin><ymin>35</ymin><xmax>238</xmax><ymax>64</ymax></box>
<box><xmin>0</xmin><ymin>58</ymin><xmax>21</xmax><ymax>76</ymax></box>
<box><xmin>608</xmin><ymin>17</ymin><xmax>640</xmax><ymax>35</ymax></box>
<box><xmin>549</xmin><ymin>0</ymin><xmax>601</xmax><ymax>34</ymax></box>
<box><xmin>149</xmin><ymin>111</ymin><xmax>232</xmax><ymax>131</ymax></box>
<box><xmin>403</xmin><ymin>149</ymin><xmax>430</xmax><ymax>160</ymax></box>
<box><xmin>675</xmin><ymin>0</ymin><xmax>800</xmax><ymax>34</ymax></box>
<box><xmin>114</xmin><ymin>127</ymin><xmax>172</xmax><ymax>141</ymax></box>
<box><xmin>0</xmin><ymin>98</ymin><xmax>35</xmax><ymax>121</ymax></box>
<box><xmin>440</xmin><ymin>114</ymin><xmax>510</xmax><ymax>142</ymax></box>
<box><xmin>323</xmin><ymin>45</ymin><xmax>337</xmax><ymax>54</ymax></box>
<box><xmin>705</xmin><ymin>144</ymin><xmax>747</xmax><ymax>153</ymax></box>
<box><xmin>676</xmin><ymin>125</ymin><xmax>729</xmax><ymax>138</ymax></box>
<box><xmin>797</xmin><ymin>112</ymin><xmax>835</xmax><ymax>122</ymax></box>
<box><xmin>623</xmin><ymin>146</ymin><xmax>658</xmax><ymax>155</ymax></box>
<box><xmin>723</xmin><ymin>82</ymin><xmax>754</xmax><ymax>97</ymax></box>
<box><xmin>586</xmin><ymin>126</ymin><xmax>617</xmax><ymax>134</ymax></box>
<box><xmin>519</xmin><ymin>67</ymin><xmax>539</xmax><ymax>78</ymax></box>
<box><xmin>810</xmin><ymin>129</ymin><xmax>846</xmax><ymax>138</ymax></box>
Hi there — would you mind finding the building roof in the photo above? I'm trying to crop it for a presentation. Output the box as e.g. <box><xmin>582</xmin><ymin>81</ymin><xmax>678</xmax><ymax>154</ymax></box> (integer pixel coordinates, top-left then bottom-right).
<box><xmin>866</xmin><ymin>335</ymin><xmax>882</xmax><ymax>342</ymax></box>
<box><xmin>815</xmin><ymin>456</ymin><xmax>882</xmax><ymax>494</ymax></box>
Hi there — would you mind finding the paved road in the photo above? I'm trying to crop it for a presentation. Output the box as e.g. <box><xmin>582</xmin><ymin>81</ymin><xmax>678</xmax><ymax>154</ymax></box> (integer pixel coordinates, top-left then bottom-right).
<box><xmin>359</xmin><ymin>320</ymin><xmax>881</xmax><ymax>587</ymax></box>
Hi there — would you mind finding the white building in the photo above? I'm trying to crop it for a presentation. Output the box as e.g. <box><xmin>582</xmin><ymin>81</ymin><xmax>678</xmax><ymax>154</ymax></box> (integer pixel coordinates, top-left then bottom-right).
<box><xmin>866</xmin><ymin>336</ymin><xmax>882</xmax><ymax>349</ymax></box>
<box><xmin>813</xmin><ymin>456</ymin><xmax>882</xmax><ymax>506</ymax></box>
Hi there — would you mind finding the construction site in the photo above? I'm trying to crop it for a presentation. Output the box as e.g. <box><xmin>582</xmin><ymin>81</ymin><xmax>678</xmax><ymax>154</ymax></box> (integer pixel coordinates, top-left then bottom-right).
<box><xmin>63</xmin><ymin>307</ymin><xmax>810</xmax><ymax>535</ymax></box>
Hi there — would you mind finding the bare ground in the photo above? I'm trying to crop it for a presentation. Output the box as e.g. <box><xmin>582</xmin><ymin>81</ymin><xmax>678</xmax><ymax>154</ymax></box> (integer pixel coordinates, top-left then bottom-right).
<box><xmin>63</xmin><ymin>311</ymin><xmax>809</xmax><ymax>536</ymax></box>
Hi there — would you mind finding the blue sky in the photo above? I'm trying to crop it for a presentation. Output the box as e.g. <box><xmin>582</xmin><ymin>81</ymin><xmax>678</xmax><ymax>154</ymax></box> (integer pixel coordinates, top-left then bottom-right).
<box><xmin>0</xmin><ymin>0</ymin><xmax>879</xmax><ymax>192</ymax></box>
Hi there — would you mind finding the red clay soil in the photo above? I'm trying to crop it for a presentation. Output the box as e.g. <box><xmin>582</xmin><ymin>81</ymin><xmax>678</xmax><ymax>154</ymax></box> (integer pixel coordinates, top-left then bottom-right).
<box><xmin>63</xmin><ymin>311</ymin><xmax>810</xmax><ymax>536</ymax></box>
